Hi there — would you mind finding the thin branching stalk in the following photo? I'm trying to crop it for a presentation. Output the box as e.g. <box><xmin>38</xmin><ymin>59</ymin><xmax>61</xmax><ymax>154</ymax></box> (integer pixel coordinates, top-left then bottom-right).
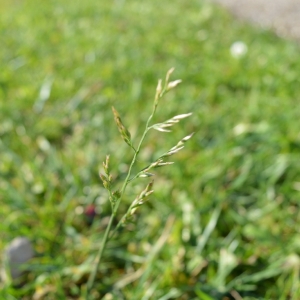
<box><xmin>86</xmin><ymin>69</ymin><xmax>193</xmax><ymax>296</ymax></box>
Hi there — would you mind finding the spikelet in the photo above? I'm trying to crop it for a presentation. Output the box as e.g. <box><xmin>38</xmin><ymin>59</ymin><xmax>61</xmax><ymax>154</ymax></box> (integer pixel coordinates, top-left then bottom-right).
<box><xmin>112</xmin><ymin>106</ymin><xmax>135</xmax><ymax>150</ymax></box>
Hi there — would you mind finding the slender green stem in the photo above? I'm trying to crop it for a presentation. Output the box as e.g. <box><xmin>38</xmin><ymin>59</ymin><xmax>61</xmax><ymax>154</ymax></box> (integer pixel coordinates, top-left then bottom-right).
<box><xmin>86</xmin><ymin>214</ymin><xmax>115</xmax><ymax>294</ymax></box>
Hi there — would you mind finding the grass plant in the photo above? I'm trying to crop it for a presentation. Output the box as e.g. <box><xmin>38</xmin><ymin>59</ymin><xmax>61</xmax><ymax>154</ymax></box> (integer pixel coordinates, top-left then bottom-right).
<box><xmin>86</xmin><ymin>69</ymin><xmax>193</xmax><ymax>295</ymax></box>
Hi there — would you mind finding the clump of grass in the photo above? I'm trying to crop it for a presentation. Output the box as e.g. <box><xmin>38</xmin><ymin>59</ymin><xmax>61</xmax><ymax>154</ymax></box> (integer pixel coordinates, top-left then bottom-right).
<box><xmin>2</xmin><ymin>1</ymin><xmax>300</xmax><ymax>298</ymax></box>
<box><xmin>86</xmin><ymin>68</ymin><xmax>193</xmax><ymax>294</ymax></box>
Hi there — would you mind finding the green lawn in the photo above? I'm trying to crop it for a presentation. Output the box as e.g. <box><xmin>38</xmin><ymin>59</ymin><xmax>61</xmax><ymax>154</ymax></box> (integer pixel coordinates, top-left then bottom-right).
<box><xmin>0</xmin><ymin>0</ymin><xmax>299</xmax><ymax>299</ymax></box>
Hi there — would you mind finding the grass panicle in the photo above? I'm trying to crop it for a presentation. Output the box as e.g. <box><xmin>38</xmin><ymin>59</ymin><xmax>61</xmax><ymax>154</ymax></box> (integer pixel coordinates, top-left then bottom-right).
<box><xmin>86</xmin><ymin>69</ymin><xmax>193</xmax><ymax>295</ymax></box>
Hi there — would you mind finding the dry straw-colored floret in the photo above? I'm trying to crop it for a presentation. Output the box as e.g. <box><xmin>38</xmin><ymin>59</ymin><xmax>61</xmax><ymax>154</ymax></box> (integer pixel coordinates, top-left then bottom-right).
<box><xmin>167</xmin><ymin>79</ymin><xmax>182</xmax><ymax>91</ymax></box>
<box><xmin>151</xmin><ymin>112</ymin><xmax>192</xmax><ymax>132</ymax></box>
<box><xmin>160</xmin><ymin>133</ymin><xmax>194</xmax><ymax>159</ymax></box>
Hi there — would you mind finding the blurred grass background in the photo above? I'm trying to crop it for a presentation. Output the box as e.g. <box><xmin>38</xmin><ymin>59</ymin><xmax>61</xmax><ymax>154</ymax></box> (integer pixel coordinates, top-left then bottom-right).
<box><xmin>0</xmin><ymin>0</ymin><xmax>299</xmax><ymax>299</ymax></box>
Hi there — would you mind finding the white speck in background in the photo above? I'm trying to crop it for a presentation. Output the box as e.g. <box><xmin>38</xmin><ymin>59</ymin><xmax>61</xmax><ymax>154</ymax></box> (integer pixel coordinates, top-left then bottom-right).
<box><xmin>230</xmin><ymin>41</ymin><xmax>248</xmax><ymax>58</ymax></box>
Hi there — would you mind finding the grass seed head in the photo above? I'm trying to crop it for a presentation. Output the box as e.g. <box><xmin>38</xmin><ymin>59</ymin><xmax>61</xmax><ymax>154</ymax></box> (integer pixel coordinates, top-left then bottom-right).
<box><xmin>112</xmin><ymin>106</ymin><xmax>133</xmax><ymax>148</ymax></box>
<box><xmin>102</xmin><ymin>155</ymin><xmax>110</xmax><ymax>175</ymax></box>
<box><xmin>100</xmin><ymin>173</ymin><xmax>110</xmax><ymax>190</ymax></box>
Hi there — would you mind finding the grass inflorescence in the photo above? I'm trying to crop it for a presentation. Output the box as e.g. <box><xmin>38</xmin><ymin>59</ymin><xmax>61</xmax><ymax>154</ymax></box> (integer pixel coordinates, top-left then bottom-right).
<box><xmin>86</xmin><ymin>69</ymin><xmax>193</xmax><ymax>295</ymax></box>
